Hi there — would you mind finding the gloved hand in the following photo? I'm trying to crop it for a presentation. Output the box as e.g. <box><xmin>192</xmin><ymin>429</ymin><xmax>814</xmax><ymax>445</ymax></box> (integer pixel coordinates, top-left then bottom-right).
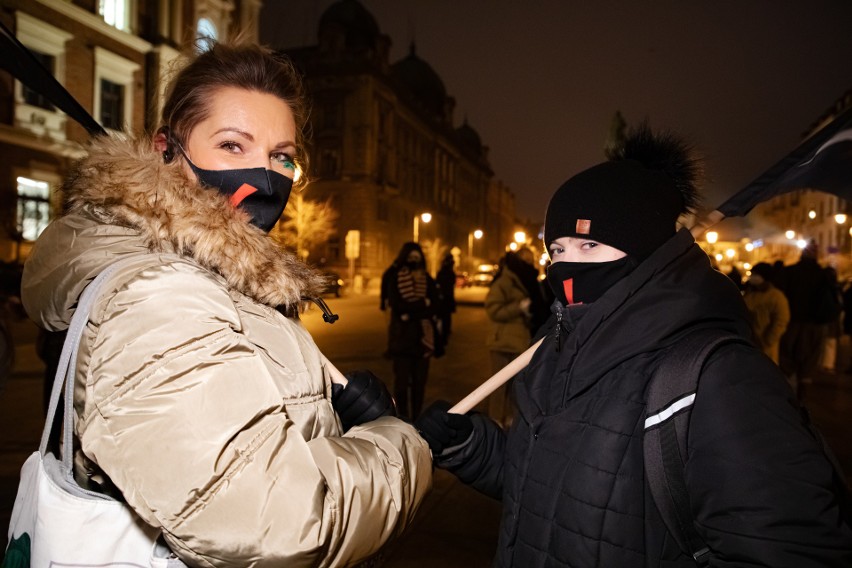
<box><xmin>332</xmin><ymin>370</ymin><xmax>396</xmax><ymax>431</ymax></box>
<box><xmin>415</xmin><ymin>400</ymin><xmax>473</xmax><ymax>455</ymax></box>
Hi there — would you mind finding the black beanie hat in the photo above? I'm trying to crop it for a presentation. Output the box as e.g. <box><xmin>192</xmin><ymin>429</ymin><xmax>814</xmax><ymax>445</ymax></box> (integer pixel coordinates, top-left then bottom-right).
<box><xmin>544</xmin><ymin>124</ymin><xmax>702</xmax><ymax>261</ymax></box>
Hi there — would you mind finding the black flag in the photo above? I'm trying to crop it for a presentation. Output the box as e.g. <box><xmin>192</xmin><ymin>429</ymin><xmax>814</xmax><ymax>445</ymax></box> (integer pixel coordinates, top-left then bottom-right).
<box><xmin>717</xmin><ymin>105</ymin><xmax>852</xmax><ymax>218</ymax></box>
<box><xmin>0</xmin><ymin>19</ymin><xmax>106</xmax><ymax>137</ymax></box>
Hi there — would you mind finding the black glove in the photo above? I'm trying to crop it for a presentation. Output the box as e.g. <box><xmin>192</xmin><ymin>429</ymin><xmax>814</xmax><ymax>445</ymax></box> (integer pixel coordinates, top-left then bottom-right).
<box><xmin>332</xmin><ymin>370</ymin><xmax>396</xmax><ymax>431</ymax></box>
<box><xmin>415</xmin><ymin>400</ymin><xmax>473</xmax><ymax>455</ymax></box>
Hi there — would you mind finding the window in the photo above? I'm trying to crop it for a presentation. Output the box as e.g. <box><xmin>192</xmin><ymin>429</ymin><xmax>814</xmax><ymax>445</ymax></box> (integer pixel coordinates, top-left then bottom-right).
<box><xmin>22</xmin><ymin>51</ymin><xmax>56</xmax><ymax>111</ymax></box>
<box><xmin>13</xmin><ymin>13</ymin><xmax>72</xmax><ymax>139</ymax></box>
<box><xmin>99</xmin><ymin>79</ymin><xmax>125</xmax><ymax>131</ymax></box>
<box><xmin>16</xmin><ymin>177</ymin><xmax>50</xmax><ymax>241</ymax></box>
<box><xmin>94</xmin><ymin>47</ymin><xmax>140</xmax><ymax>133</ymax></box>
<box><xmin>99</xmin><ymin>0</ymin><xmax>132</xmax><ymax>32</ymax></box>
<box><xmin>195</xmin><ymin>0</ymin><xmax>236</xmax><ymax>44</ymax></box>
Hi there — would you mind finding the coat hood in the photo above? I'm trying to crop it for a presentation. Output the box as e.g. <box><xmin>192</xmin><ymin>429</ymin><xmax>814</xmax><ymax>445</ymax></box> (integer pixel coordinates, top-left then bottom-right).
<box><xmin>540</xmin><ymin>229</ymin><xmax>751</xmax><ymax>407</ymax></box>
<box><xmin>22</xmin><ymin>135</ymin><xmax>326</xmax><ymax>330</ymax></box>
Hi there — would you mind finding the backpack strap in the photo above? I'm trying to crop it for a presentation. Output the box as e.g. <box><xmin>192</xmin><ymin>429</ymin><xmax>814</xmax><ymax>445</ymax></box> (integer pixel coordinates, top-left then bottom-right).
<box><xmin>644</xmin><ymin>328</ymin><xmax>746</xmax><ymax>566</ymax></box>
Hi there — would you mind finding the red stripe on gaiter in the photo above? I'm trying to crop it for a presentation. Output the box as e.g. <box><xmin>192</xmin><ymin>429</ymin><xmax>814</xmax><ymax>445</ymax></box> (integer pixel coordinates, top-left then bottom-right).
<box><xmin>229</xmin><ymin>183</ymin><xmax>258</xmax><ymax>207</ymax></box>
<box><xmin>563</xmin><ymin>278</ymin><xmax>575</xmax><ymax>305</ymax></box>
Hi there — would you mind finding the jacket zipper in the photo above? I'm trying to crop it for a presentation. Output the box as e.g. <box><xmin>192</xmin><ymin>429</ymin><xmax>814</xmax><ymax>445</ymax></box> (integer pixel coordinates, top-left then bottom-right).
<box><xmin>555</xmin><ymin>306</ymin><xmax>563</xmax><ymax>352</ymax></box>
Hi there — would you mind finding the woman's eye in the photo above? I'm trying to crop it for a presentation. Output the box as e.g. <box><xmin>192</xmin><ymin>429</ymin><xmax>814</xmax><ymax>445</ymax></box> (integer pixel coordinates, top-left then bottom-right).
<box><xmin>272</xmin><ymin>152</ymin><xmax>296</xmax><ymax>170</ymax></box>
<box><xmin>549</xmin><ymin>246</ymin><xmax>564</xmax><ymax>255</ymax></box>
<box><xmin>219</xmin><ymin>141</ymin><xmax>242</xmax><ymax>153</ymax></box>
<box><xmin>581</xmin><ymin>241</ymin><xmax>599</xmax><ymax>250</ymax></box>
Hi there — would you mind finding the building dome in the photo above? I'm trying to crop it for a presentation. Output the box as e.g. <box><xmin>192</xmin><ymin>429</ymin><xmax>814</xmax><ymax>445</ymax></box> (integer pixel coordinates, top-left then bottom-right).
<box><xmin>391</xmin><ymin>44</ymin><xmax>448</xmax><ymax>117</ymax></box>
<box><xmin>318</xmin><ymin>0</ymin><xmax>381</xmax><ymax>50</ymax></box>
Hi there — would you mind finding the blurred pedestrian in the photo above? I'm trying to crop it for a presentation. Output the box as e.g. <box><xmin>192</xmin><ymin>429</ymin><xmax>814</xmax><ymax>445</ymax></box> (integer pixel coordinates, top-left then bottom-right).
<box><xmin>514</xmin><ymin>247</ymin><xmax>551</xmax><ymax>337</ymax></box>
<box><xmin>484</xmin><ymin>251</ymin><xmax>534</xmax><ymax>426</ymax></box>
<box><xmin>777</xmin><ymin>241</ymin><xmax>839</xmax><ymax>399</ymax></box>
<box><xmin>382</xmin><ymin>242</ymin><xmax>440</xmax><ymax>420</ymax></box>
<box><xmin>20</xmin><ymin>40</ymin><xmax>430</xmax><ymax>566</ymax></box>
<box><xmin>435</xmin><ymin>252</ymin><xmax>457</xmax><ymax>347</ymax></box>
<box><xmin>417</xmin><ymin>124</ymin><xmax>852</xmax><ymax>566</ymax></box>
<box><xmin>743</xmin><ymin>262</ymin><xmax>790</xmax><ymax>364</ymax></box>
<box><xmin>821</xmin><ymin>266</ymin><xmax>844</xmax><ymax>373</ymax></box>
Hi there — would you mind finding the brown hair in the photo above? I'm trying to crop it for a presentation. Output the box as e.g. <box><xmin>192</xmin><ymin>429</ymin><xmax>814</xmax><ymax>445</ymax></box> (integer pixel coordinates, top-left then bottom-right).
<box><xmin>160</xmin><ymin>41</ymin><xmax>309</xmax><ymax>184</ymax></box>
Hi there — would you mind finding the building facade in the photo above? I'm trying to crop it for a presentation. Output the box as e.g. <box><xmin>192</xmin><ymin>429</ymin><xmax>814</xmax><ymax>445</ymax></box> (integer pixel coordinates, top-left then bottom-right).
<box><xmin>0</xmin><ymin>0</ymin><xmax>261</xmax><ymax>288</ymax></box>
<box><xmin>281</xmin><ymin>0</ymin><xmax>520</xmax><ymax>285</ymax></box>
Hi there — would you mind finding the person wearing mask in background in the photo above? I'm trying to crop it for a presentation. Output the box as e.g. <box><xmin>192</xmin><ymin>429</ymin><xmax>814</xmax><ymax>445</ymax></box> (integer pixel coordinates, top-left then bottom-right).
<box><xmin>416</xmin><ymin>124</ymin><xmax>852</xmax><ymax>567</ymax></box>
<box><xmin>484</xmin><ymin>251</ymin><xmax>534</xmax><ymax>426</ymax></box>
<box><xmin>435</xmin><ymin>252</ymin><xmax>458</xmax><ymax>348</ymax></box>
<box><xmin>743</xmin><ymin>262</ymin><xmax>790</xmax><ymax>364</ymax></box>
<box><xmin>19</xmin><ymin>41</ymin><xmax>431</xmax><ymax>566</ymax></box>
<box><xmin>383</xmin><ymin>242</ymin><xmax>440</xmax><ymax>420</ymax></box>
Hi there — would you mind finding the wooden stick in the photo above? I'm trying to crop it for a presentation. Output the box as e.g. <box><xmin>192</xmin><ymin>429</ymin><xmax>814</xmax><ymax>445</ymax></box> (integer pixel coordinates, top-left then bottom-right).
<box><xmin>449</xmin><ymin>338</ymin><xmax>544</xmax><ymax>414</ymax></box>
<box><xmin>322</xmin><ymin>355</ymin><xmax>348</xmax><ymax>386</ymax></box>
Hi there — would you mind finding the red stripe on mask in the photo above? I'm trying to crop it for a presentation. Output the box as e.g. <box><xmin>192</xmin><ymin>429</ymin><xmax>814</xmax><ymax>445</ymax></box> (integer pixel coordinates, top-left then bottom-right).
<box><xmin>229</xmin><ymin>183</ymin><xmax>258</xmax><ymax>207</ymax></box>
<box><xmin>563</xmin><ymin>278</ymin><xmax>574</xmax><ymax>305</ymax></box>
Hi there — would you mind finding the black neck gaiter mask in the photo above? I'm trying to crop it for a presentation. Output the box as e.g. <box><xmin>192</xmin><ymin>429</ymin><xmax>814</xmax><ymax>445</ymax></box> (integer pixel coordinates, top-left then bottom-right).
<box><xmin>546</xmin><ymin>256</ymin><xmax>636</xmax><ymax>306</ymax></box>
<box><xmin>184</xmin><ymin>156</ymin><xmax>293</xmax><ymax>233</ymax></box>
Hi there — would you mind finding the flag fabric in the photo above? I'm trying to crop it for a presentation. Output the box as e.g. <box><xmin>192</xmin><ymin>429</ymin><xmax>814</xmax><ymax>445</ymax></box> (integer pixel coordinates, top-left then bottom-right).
<box><xmin>717</xmin><ymin>105</ymin><xmax>852</xmax><ymax>218</ymax></box>
<box><xmin>0</xmin><ymin>19</ymin><xmax>106</xmax><ymax>137</ymax></box>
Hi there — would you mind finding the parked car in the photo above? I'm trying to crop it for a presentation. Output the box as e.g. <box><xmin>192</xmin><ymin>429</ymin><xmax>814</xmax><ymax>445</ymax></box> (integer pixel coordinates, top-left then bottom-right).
<box><xmin>467</xmin><ymin>264</ymin><xmax>498</xmax><ymax>287</ymax></box>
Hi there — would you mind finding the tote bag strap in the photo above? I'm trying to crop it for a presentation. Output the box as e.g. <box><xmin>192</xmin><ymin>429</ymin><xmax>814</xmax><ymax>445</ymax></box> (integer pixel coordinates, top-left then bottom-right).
<box><xmin>38</xmin><ymin>257</ymin><xmax>141</xmax><ymax>464</ymax></box>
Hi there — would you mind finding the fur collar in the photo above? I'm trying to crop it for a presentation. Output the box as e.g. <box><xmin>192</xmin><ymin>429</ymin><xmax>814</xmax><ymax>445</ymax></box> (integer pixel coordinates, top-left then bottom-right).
<box><xmin>63</xmin><ymin>135</ymin><xmax>325</xmax><ymax>307</ymax></box>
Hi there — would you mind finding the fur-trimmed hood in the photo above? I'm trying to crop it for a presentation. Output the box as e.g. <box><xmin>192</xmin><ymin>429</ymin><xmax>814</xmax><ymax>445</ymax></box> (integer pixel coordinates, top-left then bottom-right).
<box><xmin>23</xmin><ymin>135</ymin><xmax>325</xmax><ymax>329</ymax></box>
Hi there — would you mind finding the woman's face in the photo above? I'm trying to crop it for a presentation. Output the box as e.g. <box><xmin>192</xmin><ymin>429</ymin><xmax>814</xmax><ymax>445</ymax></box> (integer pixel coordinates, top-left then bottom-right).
<box><xmin>548</xmin><ymin>236</ymin><xmax>627</xmax><ymax>263</ymax></box>
<box><xmin>407</xmin><ymin>250</ymin><xmax>423</xmax><ymax>264</ymax></box>
<box><xmin>182</xmin><ymin>86</ymin><xmax>297</xmax><ymax>179</ymax></box>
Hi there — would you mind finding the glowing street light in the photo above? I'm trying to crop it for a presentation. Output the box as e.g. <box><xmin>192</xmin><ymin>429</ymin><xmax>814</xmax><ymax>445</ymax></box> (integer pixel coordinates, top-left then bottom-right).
<box><xmin>705</xmin><ymin>231</ymin><xmax>718</xmax><ymax>244</ymax></box>
<box><xmin>468</xmin><ymin>229</ymin><xmax>483</xmax><ymax>262</ymax></box>
<box><xmin>413</xmin><ymin>212</ymin><xmax>432</xmax><ymax>242</ymax></box>
<box><xmin>808</xmin><ymin>209</ymin><xmax>817</xmax><ymax>220</ymax></box>
<box><xmin>725</xmin><ymin>248</ymin><xmax>736</xmax><ymax>259</ymax></box>
<box><xmin>836</xmin><ymin>213</ymin><xmax>847</xmax><ymax>224</ymax></box>
<box><xmin>513</xmin><ymin>231</ymin><xmax>527</xmax><ymax>244</ymax></box>
<box><xmin>785</xmin><ymin>230</ymin><xmax>796</xmax><ymax>240</ymax></box>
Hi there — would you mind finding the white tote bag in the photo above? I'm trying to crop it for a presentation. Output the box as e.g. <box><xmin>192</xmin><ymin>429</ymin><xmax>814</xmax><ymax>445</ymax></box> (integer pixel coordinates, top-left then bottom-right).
<box><xmin>4</xmin><ymin>260</ymin><xmax>185</xmax><ymax>567</ymax></box>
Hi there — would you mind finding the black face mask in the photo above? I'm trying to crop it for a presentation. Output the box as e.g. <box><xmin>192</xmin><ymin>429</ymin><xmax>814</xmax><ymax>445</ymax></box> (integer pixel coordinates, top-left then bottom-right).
<box><xmin>405</xmin><ymin>261</ymin><xmax>421</xmax><ymax>270</ymax></box>
<box><xmin>546</xmin><ymin>256</ymin><xmax>635</xmax><ymax>306</ymax></box>
<box><xmin>184</xmin><ymin>156</ymin><xmax>293</xmax><ymax>233</ymax></box>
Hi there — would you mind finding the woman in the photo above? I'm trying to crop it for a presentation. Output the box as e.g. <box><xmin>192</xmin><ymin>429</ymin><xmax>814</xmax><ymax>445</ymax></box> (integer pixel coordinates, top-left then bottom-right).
<box><xmin>484</xmin><ymin>251</ymin><xmax>533</xmax><ymax>425</ymax></box>
<box><xmin>417</xmin><ymin>125</ymin><xmax>852</xmax><ymax>566</ymax></box>
<box><xmin>382</xmin><ymin>242</ymin><xmax>439</xmax><ymax>420</ymax></box>
<box><xmin>21</xmin><ymin>42</ymin><xmax>431</xmax><ymax>567</ymax></box>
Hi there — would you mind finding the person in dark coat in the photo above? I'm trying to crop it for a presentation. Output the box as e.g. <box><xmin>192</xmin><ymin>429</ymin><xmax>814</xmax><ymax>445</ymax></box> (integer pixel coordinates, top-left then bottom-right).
<box><xmin>435</xmin><ymin>253</ymin><xmax>457</xmax><ymax>347</ymax></box>
<box><xmin>416</xmin><ymin>125</ymin><xmax>852</xmax><ymax>567</ymax></box>
<box><xmin>777</xmin><ymin>241</ymin><xmax>839</xmax><ymax>399</ymax></box>
<box><xmin>382</xmin><ymin>242</ymin><xmax>439</xmax><ymax>420</ymax></box>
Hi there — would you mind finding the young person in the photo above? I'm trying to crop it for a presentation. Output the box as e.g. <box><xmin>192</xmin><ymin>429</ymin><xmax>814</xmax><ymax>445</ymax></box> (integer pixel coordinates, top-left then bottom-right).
<box><xmin>20</xmin><ymin>42</ymin><xmax>431</xmax><ymax>567</ymax></box>
<box><xmin>417</xmin><ymin>125</ymin><xmax>852</xmax><ymax>567</ymax></box>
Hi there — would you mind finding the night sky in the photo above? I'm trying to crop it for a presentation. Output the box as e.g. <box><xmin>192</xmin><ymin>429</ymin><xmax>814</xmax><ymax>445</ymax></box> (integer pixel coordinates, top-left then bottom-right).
<box><xmin>260</xmin><ymin>1</ymin><xmax>852</xmax><ymax>238</ymax></box>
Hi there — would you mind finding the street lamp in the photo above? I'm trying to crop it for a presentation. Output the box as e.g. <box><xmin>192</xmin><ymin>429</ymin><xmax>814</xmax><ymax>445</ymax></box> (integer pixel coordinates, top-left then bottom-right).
<box><xmin>514</xmin><ymin>231</ymin><xmax>526</xmax><ymax>244</ymax></box>
<box><xmin>413</xmin><ymin>212</ymin><xmax>432</xmax><ymax>243</ymax></box>
<box><xmin>468</xmin><ymin>229</ymin><xmax>483</xmax><ymax>264</ymax></box>
<box><xmin>705</xmin><ymin>231</ymin><xmax>718</xmax><ymax>244</ymax></box>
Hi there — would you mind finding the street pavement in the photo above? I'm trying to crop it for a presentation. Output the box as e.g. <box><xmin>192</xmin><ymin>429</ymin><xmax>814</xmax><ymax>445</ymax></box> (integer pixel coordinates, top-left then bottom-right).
<box><xmin>2</xmin><ymin>287</ymin><xmax>852</xmax><ymax>566</ymax></box>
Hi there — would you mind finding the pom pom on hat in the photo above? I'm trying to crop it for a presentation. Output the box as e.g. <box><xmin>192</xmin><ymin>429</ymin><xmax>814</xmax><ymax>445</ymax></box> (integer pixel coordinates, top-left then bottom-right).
<box><xmin>544</xmin><ymin>123</ymin><xmax>702</xmax><ymax>261</ymax></box>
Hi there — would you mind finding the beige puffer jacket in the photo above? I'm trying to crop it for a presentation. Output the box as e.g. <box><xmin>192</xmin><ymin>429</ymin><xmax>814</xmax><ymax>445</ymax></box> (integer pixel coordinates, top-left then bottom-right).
<box><xmin>21</xmin><ymin>136</ymin><xmax>432</xmax><ymax>567</ymax></box>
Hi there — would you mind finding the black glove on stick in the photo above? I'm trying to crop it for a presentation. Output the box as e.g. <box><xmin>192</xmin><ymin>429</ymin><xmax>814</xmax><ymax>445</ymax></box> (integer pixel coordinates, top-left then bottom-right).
<box><xmin>415</xmin><ymin>400</ymin><xmax>473</xmax><ymax>455</ymax></box>
<box><xmin>332</xmin><ymin>370</ymin><xmax>396</xmax><ymax>431</ymax></box>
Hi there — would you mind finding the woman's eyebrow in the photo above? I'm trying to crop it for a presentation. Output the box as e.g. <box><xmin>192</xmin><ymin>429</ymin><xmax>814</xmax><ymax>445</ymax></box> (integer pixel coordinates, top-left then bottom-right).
<box><xmin>212</xmin><ymin>127</ymin><xmax>253</xmax><ymax>140</ymax></box>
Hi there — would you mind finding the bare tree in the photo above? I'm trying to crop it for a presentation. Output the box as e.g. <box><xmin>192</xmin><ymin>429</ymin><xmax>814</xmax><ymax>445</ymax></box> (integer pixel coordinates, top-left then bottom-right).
<box><xmin>273</xmin><ymin>195</ymin><xmax>338</xmax><ymax>262</ymax></box>
<box><xmin>421</xmin><ymin>237</ymin><xmax>449</xmax><ymax>276</ymax></box>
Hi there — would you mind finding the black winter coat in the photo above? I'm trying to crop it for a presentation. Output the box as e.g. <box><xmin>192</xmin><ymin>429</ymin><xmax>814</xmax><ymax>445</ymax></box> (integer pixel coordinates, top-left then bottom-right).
<box><xmin>438</xmin><ymin>230</ymin><xmax>852</xmax><ymax>567</ymax></box>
